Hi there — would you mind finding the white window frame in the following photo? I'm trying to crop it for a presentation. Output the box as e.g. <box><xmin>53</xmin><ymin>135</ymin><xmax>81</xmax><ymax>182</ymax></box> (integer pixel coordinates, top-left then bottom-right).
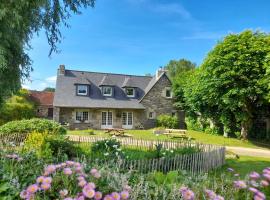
<box><xmin>165</xmin><ymin>87</ymin><xmax>172</xmax><ymax>98</ymax></box>
<box><xmin>126</xmin><ymin>88</ymin><xmax>135</xmax><ymax>97</ymax></box>
<box><xmin>148</xmin><ymin>111</ymin><xmax>155</xmax><ymax>119</ymax></box>
<box><xmin>122</xmin><ymin>112</ymin><xmax>133</xmax><ymax>129</ymax></box>
<box><xmin>74</xmin><ymin>110</ymin><xmax>89</xmax><ymax>123</ymax></box>
<box><xmin>101</xmin><ymin>111</ymin><xmax>113</xmax><ymax>129</ymax></box>
<box><xmin>77</xmin><ymin>85</ymin><xmax>88</xmax><ymax>96</ymax></box>
<box><xmin>102</xmin><ymin>86</ymin><xmax>113</xmax><ymax>97</ymax></box>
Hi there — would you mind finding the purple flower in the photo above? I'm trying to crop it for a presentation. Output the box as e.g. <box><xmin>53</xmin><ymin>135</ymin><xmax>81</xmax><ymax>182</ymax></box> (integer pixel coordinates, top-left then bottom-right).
<box><xmin>249</xmin><ymin>172</ymin><xmax>260</xmax><ymax>180</ymax></box>
<box><xmin>111</xmin><ymin>192</ymin><xmax>120</xmax><ymax>200</ymax></box>
<box><xmin>205</xmin><ymin>189</ymin><xmax>216</xmax><ymax>199</ymax></box>
<box><xmin>227</xmin><ymin>168</ymin><xmax>234</xmax><ymax>172</ymax></box>
<box><xmin>263</xmin><ymin>173</ymin><xmax>270</xmax><ymax>181</ymax></box>
<box><xmin>249</xmin><ymin>187</ymin><xmax>258</xmax><ymax>193</ymax></box>
<box><xmin>120</xmin><ymin>191</ymin><xmax>129</xmax><ymax>200</ymax></box>
<box><xmin>44</xmin><ymin>165</ymin><xmax>56</xmax><ymax>175</ymax></box>
<box><xmin>254</xmin><ymin>191</ymin><xmax>266</xmax><ymax>200</ymax></box>
<box><xmin>260</xmin><ymin>180</ymin><xmax>269</xmax><ymax>187</ymax></box>
<box><xmin>214</xmin><ymin>195</ymin><xmax>224</xmax><ymax>200</ymax></box>
<box><xmin>60</xmin><ymin>189</ymin><xmax>68</xmax><ymax>198</ymax></box>
<box><xmin>82</xmin><ymin>186</ymin><xmax>95</xmax><ymax>198</ymax></box>
<box><xmin>182</xmin><ymin>189</ymin><xmax>195</xmax><ymax>200</ymax></box>
<box><xmin>41</xmin><ymin>183</ymin><xmax>51</xmax><ymax>191</ymax></box>
<box><xmin>63</xmin><ymin>168</ymin><xmax>73</xmax><ymax>175</ymax></box>
<box><xmin>20</xmin><ymin>190</ymin><xmax>28</xmax><ymax>199</ymax></box>
<box><xmin>94</xmin><ymin>191</ymin><xmax>103</xmax><ymax>200</ymax></box>
<box><xmin>233</xmin><ymin>180</ymin><xmax>247</xmax><ymax>189</ymax></box>
<box><xmin>103</xmin><ymin>195</ymin><xmax>113</xmax><ymax>200</ymax></box>
<box><xmin>26</xmin><ymin>184</ymin><xmax>39</xmax><ymax>194</ymax></box>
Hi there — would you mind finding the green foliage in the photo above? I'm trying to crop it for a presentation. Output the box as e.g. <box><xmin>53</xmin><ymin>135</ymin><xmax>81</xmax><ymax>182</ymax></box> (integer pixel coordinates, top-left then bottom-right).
<box><xmin>0</xmin><ymin>89</ymin><xmax>35</xmax><ymax>125</ymax></box>
<box><xmin>0</xmin><ymin>118</ymin><xmax>66</xmax><ymax>135</ymax></box>
<box><xmin>157</xmin><ymin>114</ymin><xmax>178</xmax><ymax>129</ymax></box>
<box><xmin>91</xmin><ymin>139</ymin><xmax>124</xmax><ymax>160</ymax></box>
<box><xmin>43</xmin><ymin>87</ymin><xmax>55</xmax><ymax>92</ymax></box>
<box><xmin>165</xmin><ymin>58</ymin><xmax>196</xmax><ymax>79</ymax></box>
<box><xmin>0</xmin><ymin>0</ymin><xmax>95</xmax><ymax>106</ymax></box>
<box><xmin>45</xmin><ymin>137</ymin><xmax>83</xmax><ymax>158</ymax></box>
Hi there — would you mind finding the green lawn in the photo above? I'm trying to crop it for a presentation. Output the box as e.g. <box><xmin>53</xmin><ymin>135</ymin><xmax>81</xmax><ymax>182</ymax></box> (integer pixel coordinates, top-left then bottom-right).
<box><xmin>67</xmin><ymin>129</ymin><xmax>268</xmax><ymax>149</ymax></box>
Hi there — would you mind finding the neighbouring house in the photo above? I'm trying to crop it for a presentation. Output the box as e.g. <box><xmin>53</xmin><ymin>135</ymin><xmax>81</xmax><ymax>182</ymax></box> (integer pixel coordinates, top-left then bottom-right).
<box><xmin>53</xmin><ymin>65</ymin><xmax>185</xmax><ymax>130</ymax></box>
<box><xmin>29</xmin><ymin>91</ymin><xmax>54</xmax><ymax>119</ymax></box>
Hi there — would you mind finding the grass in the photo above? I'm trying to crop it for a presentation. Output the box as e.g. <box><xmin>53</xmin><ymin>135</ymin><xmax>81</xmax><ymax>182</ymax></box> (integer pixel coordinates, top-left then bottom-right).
<box><xmin>67</xmin><ymin>129</ymin><xmax>269</xmax><ymax>149</ymax></box>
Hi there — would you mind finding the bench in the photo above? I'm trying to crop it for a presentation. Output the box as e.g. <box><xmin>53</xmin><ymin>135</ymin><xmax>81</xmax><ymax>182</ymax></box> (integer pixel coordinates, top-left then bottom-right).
<box><xmin>104</xmin><ymin>128</ymin><xmax>126</xmax><ymax>137</ymax></box>
<box><xmin>164</xmin><ymin>129</ymin><xmax>187</xmax><ymax>139</ymax></box>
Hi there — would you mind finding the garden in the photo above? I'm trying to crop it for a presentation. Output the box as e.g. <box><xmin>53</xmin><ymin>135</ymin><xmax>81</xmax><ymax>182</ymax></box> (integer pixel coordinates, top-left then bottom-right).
<box><xmin>0</xmin><ymin>119</ymin><xmax>270</xmax><ymax>199</ymax></box>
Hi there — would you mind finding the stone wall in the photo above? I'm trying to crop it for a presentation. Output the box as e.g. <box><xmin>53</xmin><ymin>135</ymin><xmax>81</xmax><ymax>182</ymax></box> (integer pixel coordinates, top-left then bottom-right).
<box><xmin>36</xmin><ymin>105</ymin><xmax>53</xmax><ymax>119</ymax></box>
<box><xmin>140</xmin><ymin>74</ymin><xmax>185</xmax><ymax>129</ymax></box>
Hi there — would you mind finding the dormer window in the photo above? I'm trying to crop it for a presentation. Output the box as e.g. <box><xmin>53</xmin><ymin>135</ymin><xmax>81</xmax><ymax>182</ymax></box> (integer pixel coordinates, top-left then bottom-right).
<box><xmin>102</xmin><ymin>86</ymin><xmax>113</xmax><ymax>96</ymax></box>
<box><xmin>126</xmin><ymin>88</ymin><xmax>135</xmax><ymax>97</ymax></box>
<box><xmin>77</xmin><ymin>85</ymin><xmax>88</xmax><ymax>96</ymax></box>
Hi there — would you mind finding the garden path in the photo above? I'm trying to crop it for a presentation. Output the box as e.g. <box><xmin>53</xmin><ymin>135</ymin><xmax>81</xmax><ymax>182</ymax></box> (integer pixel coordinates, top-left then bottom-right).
<box><xmin>226</xmin><ymin>146</ymin><xmax>270</xmax><ymax>158</ymax></box>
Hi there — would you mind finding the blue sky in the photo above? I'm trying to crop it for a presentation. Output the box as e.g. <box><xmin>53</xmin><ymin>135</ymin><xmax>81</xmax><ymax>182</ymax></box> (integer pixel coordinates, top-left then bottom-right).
<box><xmin>23</xmin><ymin>0</ymin><xmax>270</xmax><ymax>90</ymax></box>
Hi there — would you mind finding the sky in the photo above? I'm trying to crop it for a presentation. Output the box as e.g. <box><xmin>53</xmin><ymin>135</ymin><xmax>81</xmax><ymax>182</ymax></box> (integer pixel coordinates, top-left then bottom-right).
<box><xmin>23</xmin><ymin>0</ymin><xmax>270</xmax><ymax>90</ymax></box>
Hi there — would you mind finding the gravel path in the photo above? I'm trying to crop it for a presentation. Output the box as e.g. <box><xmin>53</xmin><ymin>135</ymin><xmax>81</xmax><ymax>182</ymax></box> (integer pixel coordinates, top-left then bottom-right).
<box><xmin>226</xmin><ymin>146</ymin><xmax>270</xmax><ymax>158</ymax></box>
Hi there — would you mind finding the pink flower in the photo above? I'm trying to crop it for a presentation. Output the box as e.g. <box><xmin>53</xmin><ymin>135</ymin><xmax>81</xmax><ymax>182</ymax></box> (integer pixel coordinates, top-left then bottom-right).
<box><xmin>45</xmin><ymin>165</ymin><xmax>56</xmax><ymax>175</ymax></box>
<box><xmin>120</xmin><ymin>191</ymin><xmax>129</xmax><ymax>200</ymax></box>
<box><xmin>179</xmin><ymin>186</ymin><xmax>188</xmax><ymax>193</ymax></box>
<box><xmin>260</xmin><ymin>180</ymin><xmax>269</xmax><ymax>187</ymax></box>
<box><xmin>76</xmin><ymin>166</ymin><xmax>83</xmax><ymax>173</ymax></box>
<box><xmin>123</xmin><ymin>185</ymin><xmax>131</xmax><ymax>192</ymax></box>
<box><xmin>94</xmin><ymin>191</ymin><xmax>103</xmax><ymax>200</ymax></box>
<box><xmin>249</xmin><ymin>172</ymin><xmax>260</xmax><ymax>180</ymax></box>
<box><xmin>93</xmin><ymin>172</ymin><xmax>101</xmax><ymax>179</ymax></box>
<box><xmin>27</xmin><ymin>184</ymin><xmax>39</xmax><ymax>194</ymax></box>
<box><xmin>76</xmin><ymin>195</ymin><xmax>85</xmax><ymax>200</ymax></box>
<box><xmin>90</xmin><ymin>168</ymin><xmax>98</xmax><ymax>175</ymax></box>
<box><xmin>43</xmin><ymin>177</ymin><xmax>52</xmax><ymax>184</ymax></box>
<box><xmin>86</xmin><ymin>182</ymin><xmax>96</xmax><ymax>189</ymax></box>
<box><xmin>41</xmin><ymin>183</ymin><xmax>51</xmax><ymax>191</ymax></box>
<box><xmin>78</xmin><ymin>180</ymin><xmax>87</xmax><ymax>187</ymax></box>
<box><xmin>60</xmin><ymin>189</ymin><xmax>68</xmax><ymax>198</ymax></box>
<box><xmin>263</xmin><ymin>173</ymin><xmax>270</xmax><ymax>181</ymax></box>
<box><xmin>20</xmin><ymin>190</ymin><xmax>28</xmax><ymax>199</ymax></box>
<box><xmin>77</xmin><ymin>176</ymin><xmax>85</xmax><ymax>181</ymax></box>
<box><xmin>104</xmin><ymin>195</ymin><xmax>113</xmax><ymax>200</ymax></box>
<box><xmin>111</xmin><ymin>192</ymin><xmax>120</xmax><ymax>200</ymax></box>
<box><xmin>36</xmin><ymin>176</ymin><xmax>45</xmax><ymax>183</ymax></box>
<box><xmin>75</xmin><ymin>162</ymin><xmax>81</xmax><ymax>167</ymax></box>
<box><xmin>249</xmin><ymin>187</ymin><xmax>258</xmax><ymax>193</ymax></box>
<box><xmin>63</xmin><ymin>168</ymin><xmax>73</xmax><ymax>175</ymax></box>
<box><xmin>254</xmin><ymin>191</ymin><xmax>266</xmax><ymax>200</ymax></box>
<box><xmin>64</xmin><ymin>198</ymin><xmax>74</xmax><ymax>200</ymax></box>
<box><xmin>182</xmin><ymin>189</ymin><xmax>195</xmax><ymax>200</ymax></box>
<box><xmin>205</xmin><ymin>189</ymin><xmax>216</xmax><ymax>199</ymax></box>
<box><xmin>214</xmin><ymin>196</ymin><xmax>224</xmax><ymax>200</ymax></box>
<box><xmin>66</xmin><ymin>161</ymin><xmax>75</xmax><ymax>166</ymax></box>
<box><xmin>233</xmin><ymin>180</ymin><xmax>247</xmax><ymax>189</ymax></box>
<box><xmin>82</xmin><ymin>186</ymin><xmax>95</xmax><ymax>198</ymax></box>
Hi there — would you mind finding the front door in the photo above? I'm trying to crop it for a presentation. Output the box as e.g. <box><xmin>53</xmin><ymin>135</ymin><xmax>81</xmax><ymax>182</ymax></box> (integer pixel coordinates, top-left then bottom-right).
<box><xmin>101</xmin><ymin>111</ymin><xmax>113</xmax><ymax>129</ymax></box>
<box><xmin>122</xmin><ymin>112</ymin><xmax>133</xmax><ymax>129</ymax></box>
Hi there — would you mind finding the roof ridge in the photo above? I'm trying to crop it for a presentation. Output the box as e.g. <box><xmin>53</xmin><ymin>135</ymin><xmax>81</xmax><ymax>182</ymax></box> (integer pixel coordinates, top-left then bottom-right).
<box><xmin>65</xmin><ymin>69</ymin><xmax>153</xmax><ymax>78</ymax></box>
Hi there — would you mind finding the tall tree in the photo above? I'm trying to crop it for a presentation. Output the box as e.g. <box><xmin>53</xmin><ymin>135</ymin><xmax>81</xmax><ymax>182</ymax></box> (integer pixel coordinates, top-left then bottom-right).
<box><xmin>165</xmin><ymin>58</ymin><xmax>196</xmax><ymax>79</ymax></box>
<box><xmin>43</xmin><ymin>87</ymin><xmax>55</xmax><ymax>92</ymax></box>
<box><xmin>191</xmin><ymin>30</ymin><xmax>270</xmax><ymax>139</ymax></box>
<box><xmin>0</xmin><ymin>0</ymin><xmax>95</xmax><ymax>106</ymax></box>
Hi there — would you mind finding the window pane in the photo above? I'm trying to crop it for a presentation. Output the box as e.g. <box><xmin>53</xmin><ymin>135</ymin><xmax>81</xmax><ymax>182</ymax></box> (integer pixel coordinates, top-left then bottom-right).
<box><xmin>128</xmin><ymin>112</ymin><xmax>133</xmax><ymax>125</ymax></box>
<box><xmin>103</xmin><ymin>87</ymin><xmax>112</xmax><ymax>95</ymax></box>
<box><xmin>102</xmin><ymin>112</ymin><xmax>107</xmax><ymax>125</ymax></box>
<box><xmin>166</xmin><ymin>89</ymin><xmax>171</xmax><ymax>97</ymax></box>
<box><xmin>78</xmin><ymin>85</ymin><xmax>87</xmax><ymax>95</ymax></box>
<box><xmin>122</xmin><ymin>112</ymin><xmax>127</xmax><ymax>125</ymax></box>
<box><xmin>107</xmin><ymin>112</ymin><xmax>112</xmax><ymax>125</ymax></box>
<box><xmin>126</xmin><ymin>88</ymin><xmax>134</xmax><ymax>96</ymax></box>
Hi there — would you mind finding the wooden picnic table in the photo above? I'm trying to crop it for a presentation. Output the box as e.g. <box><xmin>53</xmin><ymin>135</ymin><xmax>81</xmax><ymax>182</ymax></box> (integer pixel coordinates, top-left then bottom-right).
<box><xmin>104</xmin><ymin>128</ymin><xmax>126</xmax><ymax>136</ymax></box>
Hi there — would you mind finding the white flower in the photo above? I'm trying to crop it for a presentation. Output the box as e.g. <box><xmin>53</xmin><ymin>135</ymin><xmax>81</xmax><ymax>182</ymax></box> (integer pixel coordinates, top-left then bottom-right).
<box><xmin>104</xmin><ymin>153</ymin><xmax>109</xmax><ymax>156</ymax></box>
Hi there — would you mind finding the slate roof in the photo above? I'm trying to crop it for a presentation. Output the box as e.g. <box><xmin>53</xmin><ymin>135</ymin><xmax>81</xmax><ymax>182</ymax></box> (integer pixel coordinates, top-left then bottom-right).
<box><xmin>53</xmin><ymin>69</ymin><xmax>157</xmax><ymax>109</ymax></box>
<box><xmin>29</xmin><ymin>91</ymin><xmax>54</xmax><ymax>106</ymax></box>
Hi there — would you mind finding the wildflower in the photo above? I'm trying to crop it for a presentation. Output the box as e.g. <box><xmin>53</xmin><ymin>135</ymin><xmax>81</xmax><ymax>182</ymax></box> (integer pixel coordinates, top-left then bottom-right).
<box><xmin>90</xmin><ymin>168</ymin><xmax>98</xmax><ymax>175</ymax></box>
<box><xmin>179</xmin><ymin>186</ymin><xmax>188</xmax><ymax>193</ymax></box>
<box><xmin>60</xmin><ymin>189</ymin><xmax>68</xmax><ymax>198</ymax></box>
<box><xmin>77</xmin><ymin>176</ymin><xmax>85</xmax><ymax>181</ymax></box>
<box><xmin>111</xmin><ymin>192</ymin><xmax>120</xmax><ymax>200</ymax></box>
<box><xmin>66</xmin><ymin>161</ymin><xmax>75</xmax><ymax>166</ymax></box>
<box><xmin>104</xmin><ymin>195</ymin><xmax>113</xmax><ymax>200</ymax></box>
<box><xmin>263</xmin><ymin>173</ymin><xmax>270</xmax><ymax>181</ymax></box>
<box><xmin>43</xmin><ymin>177</ymin><xmax>52</xmax><ymax>184</ymax></box>
<box><xmin>78</xmin><ymin>180</ymin><xmax>87</xmax><ymax>187</ymax></box>
<box><xmin>120</xmin><ymin>191</ymin><xmax>129</xmax><ymax>200</ymax></box>
<box><xmin>75</xmin><ymin>162</ymin><xmax>81</xmax><ymax>167</ymax></box>
<box><xmin>41</xmin><ymin>183</ymin><xmax>51</xmax><ymax>191</ymax></box>
<box><xmin>234</xmin><ymin>173</ymin><xmax>239</xmax><ymax>177</ymax></box>
<box><xmin>76</xmin><ymin>166</ymin><xmax>83</xmax><ymax>173</ymax></box>
<box><xmin>27</xmin><ymin>184</ymin><xmax>39</xmax><ymax>194</ymax></box>
<box><xmin>249</xmin><ymin>172</ymin><xmax>260</xmax><ymax>180</ymax></box>
<box><xmin>254</xmin><ymin>191</ymin><xmax>266</xmax><ymax>200</ymax></box>
<box><xmin>234</xmin><ymin>180</ymin><xmax>247</xmax><ymax>189</ymax></box>
<box><xmin>123</xmin><ymin>185</ymin><xmax>131</xmax><ymax>192</ymax></box>
<box><xmin>86</xmin><ymin>182</ymin><xmax>96</xmax><ymax>189</ymax></box>
<box><xmin>45</xmin><ymin>165</ymin><xmax>56</xmax><ymax>175</ymax></box>
<box><xmin>260</xmin><ymin>180</ymin><xmax>269</xmax><ymax>187</ymax></box>
<box><xmin>249</xmin><ymin>187</ymin><xmax>258</xmax><ymax>193</ymax></box>
<box><xmin>36</xmin><ymin>176</ymin><xmax>45</xmax><ymax>183</ymax></box>
<box><xmin>76</xmin><ymin>195</ymin><xmax>85</xmax><ymax>200</ymax></box>
<box><xmin>82</xmin><ymin>186</ymin><xmax>95</xmax><ymax>198</ymax></box>
<box><xmin>263</xmin><ymin>168</ymin><xmax>270</xmax><ymax>174</ymax></box>
<box><xmin>64</xmin><ymin>198</ymin><xmax>74</xmax><ymax>200</ymax></box>
<box><xmin>182</xmin><ymin>189</ymin><xmax>195</xmax><ymax>200</ymax></box>
<box><xmin>250</xmin><ymin>180</ymin><xmax>259</xmax><ymax>187</ymax></box>
<box><xmin>94</xmin><ymin>172</ymin><xmax>101</xmax><ymax>179</ymax></box>
<box><xmin>205</xmin><ymin>189</ymin><xmax>216</xmax><ymax>199</ymax></box>
<box><xmin>227</xmin><ymin>168</ymin><xmax>234</xmax><ymax>172</ymax></box>
<box><xmin>20</xmin><ymin>190</ymin><xmax>28</xmax><ymax>199</ymax></box>
<box><xmin>63</xmin><ymin>168</ymin><xmax>73</xmax><ymax>175</ymax></box>
<box><xmin>214</xmin><ymin>195</ymin><xmax>224</xmax><ymax>200</ymax></box>
<box><xmin>94</xmin><ymin>191</ymin><xmax>103</xmax><ymax>200</ymax></box>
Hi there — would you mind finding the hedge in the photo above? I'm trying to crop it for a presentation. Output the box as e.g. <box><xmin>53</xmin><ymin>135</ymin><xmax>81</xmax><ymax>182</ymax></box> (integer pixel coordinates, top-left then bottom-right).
<box><xmin>0</xmin><ymin>118</ymin><xmax>66</xmax><ymax>135</ymax></box>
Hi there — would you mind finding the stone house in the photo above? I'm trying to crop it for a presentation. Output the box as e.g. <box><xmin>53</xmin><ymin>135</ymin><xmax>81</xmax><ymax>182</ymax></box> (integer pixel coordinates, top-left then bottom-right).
<box><xmin>29</xmin><ymin>91</ymin><xmax>54</xmax><ymax>119</ymax></box>
<box><xmin>53</xmin><ymin>65</ymin><xmax>185</xmax><ymax>130</ymax></box>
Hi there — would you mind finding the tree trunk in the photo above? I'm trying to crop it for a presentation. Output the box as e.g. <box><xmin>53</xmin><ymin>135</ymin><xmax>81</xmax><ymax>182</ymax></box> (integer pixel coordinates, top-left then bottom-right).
<box><xmin>241</xmin><ymin>120</ymin><xmax>252</xmax><ymax>140</ymax></box>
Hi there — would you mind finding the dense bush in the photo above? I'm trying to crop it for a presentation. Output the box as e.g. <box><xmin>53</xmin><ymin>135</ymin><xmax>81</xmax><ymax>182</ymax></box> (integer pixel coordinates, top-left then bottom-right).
<box><xmin>157</xmin><ymin>114</ymin><xmax>178</xmax><ymax>129</ymax></box>
<box><xmin>0</xmin><ymin>118</ymin><xmax>66</xmax><ymax>135</ymax></box>
<box><xmin>45</xmin><ymin>137</ymin><xmax>84</xmax><ymax>158</ymax></box>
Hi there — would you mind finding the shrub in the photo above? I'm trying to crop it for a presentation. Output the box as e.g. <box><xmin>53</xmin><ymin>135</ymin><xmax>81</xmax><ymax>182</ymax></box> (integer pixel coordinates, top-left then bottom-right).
<box><xmin>45</xmin><ymin>137</ymin><xmax>84</xmax><ymax>158</ymax></box>
<box><xmin>91</xmin><ymin>139</ymin><xmax>124</xmax><ymax>160</ymax></box>
<box><xmin>157</xmin><ymin>114</ymin><xmax>178</xmax><ymax>129</ymax></box>
<box><xmin>0</xmin><ymin>118</ymin><xmax>66</xmax><ymax>135</ymax></box>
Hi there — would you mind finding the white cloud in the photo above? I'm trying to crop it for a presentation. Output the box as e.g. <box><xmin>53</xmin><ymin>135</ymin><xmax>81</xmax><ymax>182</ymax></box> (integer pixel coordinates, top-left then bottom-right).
<box><xmin>45</xmin><ymin>75</ymin><xmax>57</xmax><ymax>83</ymax></box>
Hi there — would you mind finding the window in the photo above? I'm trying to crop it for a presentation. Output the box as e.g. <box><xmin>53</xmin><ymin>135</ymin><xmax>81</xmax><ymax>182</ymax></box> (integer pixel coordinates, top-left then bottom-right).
<box><xmin>148</xmin><ymin>111</ymin><xmax>155</xmax><ymax>119</ymax></box>
<box><xmin>77</xmin><ymin>85</ymin><xmax>88</xmax><ymax>96</ymax></box>
<box><xmin>172</xmin><ymin>112</ymin><xmax>176</xmax><ymax>117</ymax></box>
<box><xmin>126</xmin><ymin>88</ymin><xmax>135</xmax><ymax>97</ymax></box>
<box><xmin>75</xmin><ymin>111</ymin><xmax>89</xmax><ymax>122</ymax></box>
<box><xmin>165</xmin><ymin>88</ymin><xmax>172</xmax><ymax>98</ymax></box>
<box><xmin>102</xmin><ymin>86</ymin><xmax>112</xmax><ymax>96</ymax></box>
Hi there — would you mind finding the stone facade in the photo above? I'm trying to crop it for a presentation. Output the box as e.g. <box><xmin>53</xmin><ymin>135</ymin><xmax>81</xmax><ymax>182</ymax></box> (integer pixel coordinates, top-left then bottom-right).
<box><xmin>36</xmin><ymin>105</ymin><xmax>54</xmax><ymax>119</ymax></box>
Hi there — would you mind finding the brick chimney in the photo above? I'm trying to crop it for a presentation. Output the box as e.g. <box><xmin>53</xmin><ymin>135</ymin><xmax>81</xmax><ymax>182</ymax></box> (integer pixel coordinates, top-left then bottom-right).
<box><xmin>156</xmin><ymin>66</ymin><xmax>167</xmax><ymax>80</ymax></box>
<box><xmin>58</xmin><ymin>64</ymin><xmax>65</xmax><ymax>76</ymax></box>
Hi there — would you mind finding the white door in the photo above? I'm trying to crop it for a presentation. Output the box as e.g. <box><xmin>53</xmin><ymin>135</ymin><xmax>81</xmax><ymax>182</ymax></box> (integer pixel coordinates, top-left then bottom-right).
<box><xmin>122</xmin><ymin>112</ymin><xmax>133</xmax><ymax>129</ymax></box>
<box><xmin>101</xmin><ymin>111</ymin><xmax>113</xmax><ymax>129</ymax></box>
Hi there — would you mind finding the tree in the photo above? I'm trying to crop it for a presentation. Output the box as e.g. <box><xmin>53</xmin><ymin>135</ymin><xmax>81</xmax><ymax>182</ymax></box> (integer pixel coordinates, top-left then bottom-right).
<box><xmin>0</xmin><ymin>0</ymin><xmax>95</xmax><ymax>106</ymax></box>
<box><xmin>0</xmin><ymin>89</ymin><xmax>35</xmax><ymax>125</ymax></box>
<box><xmin>165</xmin><ymin>59</ymin><xmax>196</xmax><ymax>79</ymax></box>
<box><xmin>190</xmin><ymin>30</ymin><xmax>270</xmax><ymax>139</ymax></box>
<box><xmin>43</xmin><ymin>87</ymin><xmax>55</xmax><ymax>92</ymax></box>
